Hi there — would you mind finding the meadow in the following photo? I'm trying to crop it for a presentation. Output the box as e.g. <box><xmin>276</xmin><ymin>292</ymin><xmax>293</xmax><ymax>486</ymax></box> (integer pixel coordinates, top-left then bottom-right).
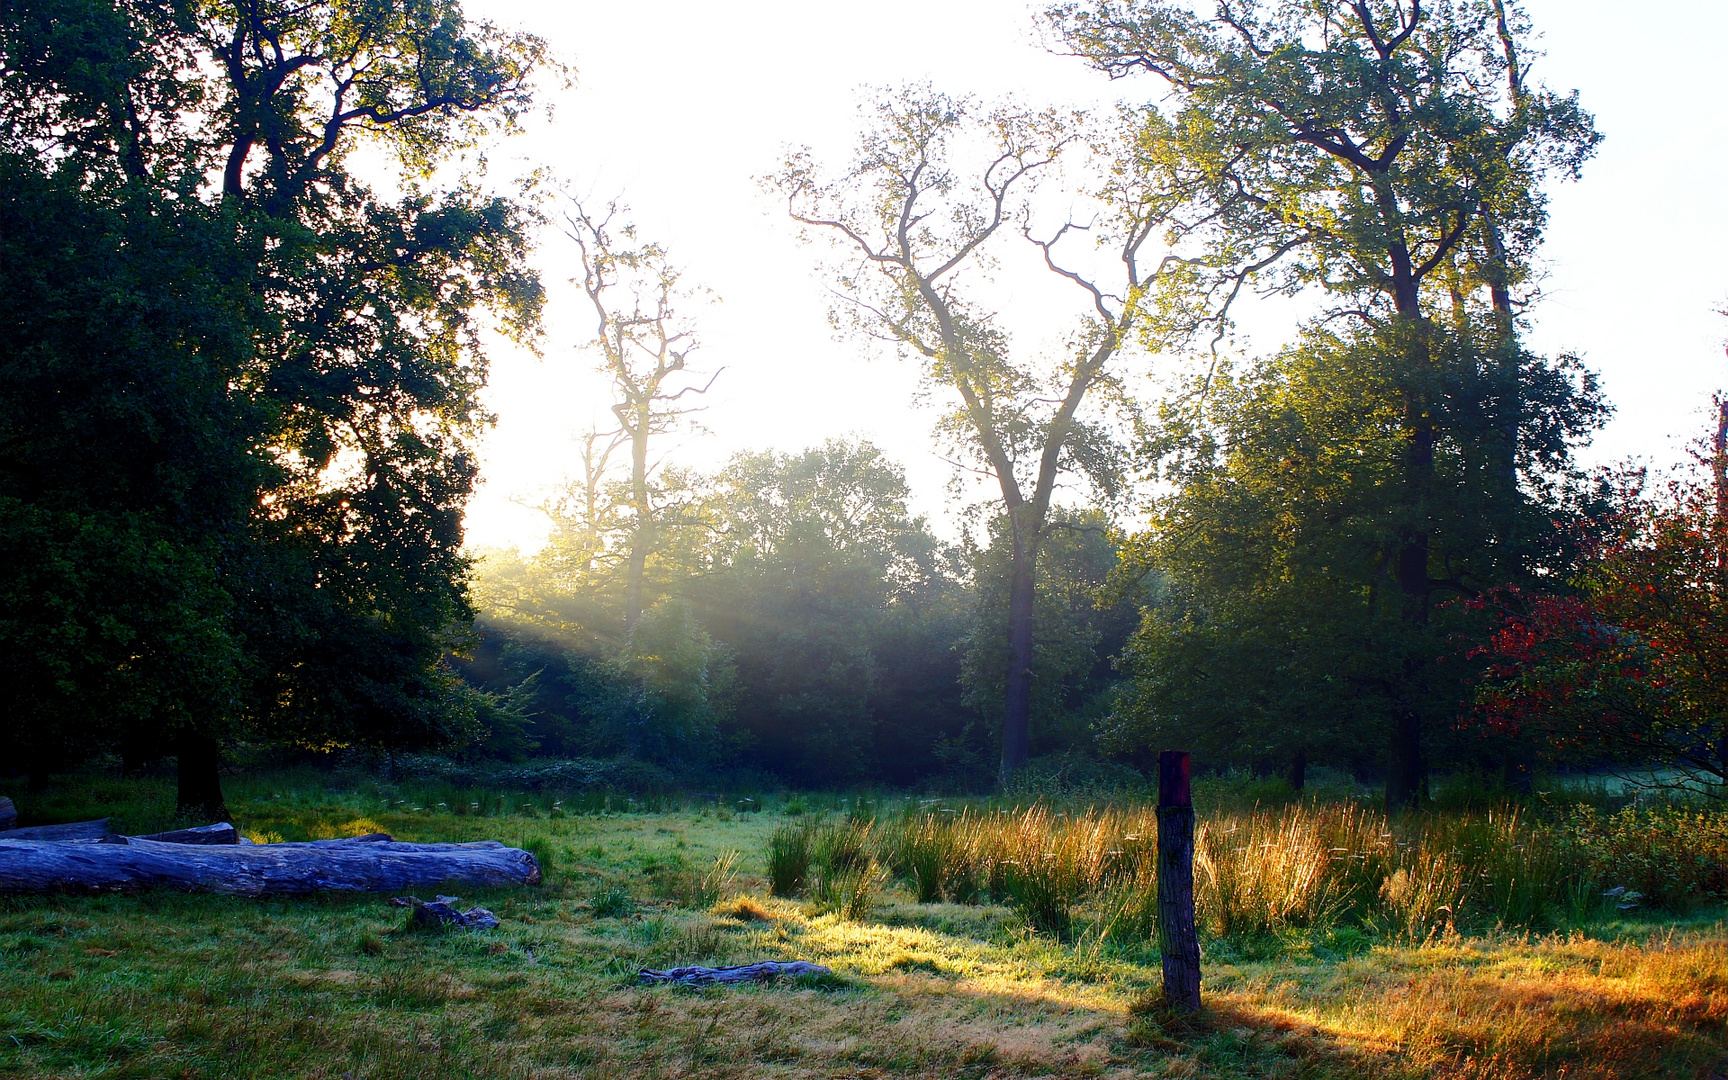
<box><xmin>2</xmin><ymin>772</ymin><xmax>1725</xmax><ymax>1080</ymax></box>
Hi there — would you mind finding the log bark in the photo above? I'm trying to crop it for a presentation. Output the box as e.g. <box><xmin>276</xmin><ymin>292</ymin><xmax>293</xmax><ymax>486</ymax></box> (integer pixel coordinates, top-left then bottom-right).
<box><xmin>638</xmin><ymin>961</ymin><xmax>832</xmax><ymax>986</ymax></box>
<box><xmin>127</xmin><ymin>822</ymin><xmax>240</xmax><ymax>845</ymax></box>
<box><xmin>0</xmin><ymin>797</ymin><xmax>15</xmax><ymax>832</ymax></box>
<box><xmin>1156</xmin><ymin>749</ymin><xmax>1201</xmax><ymax>1013</ymax></box>
<box><xmin>4</xmin><ymin>818</ymin><xmax>109</xmax><ymax>841</ymax></box>
<box><xmin>0</xmin><ymin>836</ymin><xmax>541</xmax><ymax>895</ymax></box>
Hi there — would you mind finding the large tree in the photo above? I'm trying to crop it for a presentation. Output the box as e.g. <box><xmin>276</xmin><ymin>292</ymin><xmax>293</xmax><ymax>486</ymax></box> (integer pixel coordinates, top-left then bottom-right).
<box><xmin>1052</xmin><ymin>0</ymin><xmax>1602</xmax><ymax>807</ymax></box>
<box><xmin>561</xmin><ymin>200</ymin><xmax>718</xmax><ymax>639</ymax></box>
<box><xmin>776</xmin><ymin>88</ymin><xmax>1210</xmax><ymax>783</ymax></box>
<box><xmin>0</xmin><ymin>0</ymin><xmax>548</xmax><ymax>815</ymax></box>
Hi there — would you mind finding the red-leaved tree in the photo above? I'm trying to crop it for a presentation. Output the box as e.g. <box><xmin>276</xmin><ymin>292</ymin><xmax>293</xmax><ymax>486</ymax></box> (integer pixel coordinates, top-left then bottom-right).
<box><xmin>1469</xmin><ymin>399</ymin><xmax>1728</xmax><ymax>798</ymax></box>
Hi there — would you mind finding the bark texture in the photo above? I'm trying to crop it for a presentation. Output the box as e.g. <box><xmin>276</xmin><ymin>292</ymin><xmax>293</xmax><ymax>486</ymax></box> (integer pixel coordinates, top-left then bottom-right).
<box><xmin>1156</xmin><ymin>749</ymin><xmax>1201</xmax><ymax>1013</ymax></box>
<box><xmin>0</xmin><ymin>836</ymin><xmax>541</xmax><ymax>895</ymax></box>
<box><xmin>638</xmin><ymin>962</ymin><xmax>832</xmax><ymax>986</ymax></box>
<box><xmin>4</xmin><ymin>818</ymin><xmax>109</xmax><ymax>841</ymax></box>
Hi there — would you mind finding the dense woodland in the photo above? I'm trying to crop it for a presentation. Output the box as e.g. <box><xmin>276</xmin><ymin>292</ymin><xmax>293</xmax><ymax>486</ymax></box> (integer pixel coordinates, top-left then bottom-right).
<box><xmin>3</xmin><ymin>0</ymin><xmax>1724</xmax><ymax>817</ymax></box>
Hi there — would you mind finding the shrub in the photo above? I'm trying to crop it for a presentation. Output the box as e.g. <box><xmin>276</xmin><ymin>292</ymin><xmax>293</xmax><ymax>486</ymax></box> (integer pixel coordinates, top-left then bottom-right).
<box><xmin>1563</xmin><ymin>804</ymin><xmax>1728</xmax><ymax>908</ymax></box>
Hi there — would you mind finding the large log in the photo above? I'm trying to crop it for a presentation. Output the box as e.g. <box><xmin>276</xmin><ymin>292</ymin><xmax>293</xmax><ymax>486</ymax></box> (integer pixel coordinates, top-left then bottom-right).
<box><xmin>5</xmin><ymin>818</ymin><xmax>109</xmax><ymax>841</ymax></box>
<box><xmin>0</xmin><ymin>836</ymin><xmax>541</xmax><ymax>896</ymax></box>
<box><xmin>0</xmin><ymin>797</ymin><xmax>15</xmax><ymax>831</ymax></box>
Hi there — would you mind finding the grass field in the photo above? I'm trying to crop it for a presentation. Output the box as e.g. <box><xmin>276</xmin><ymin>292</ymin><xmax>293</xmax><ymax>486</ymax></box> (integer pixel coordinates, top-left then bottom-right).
<box><xmin>2</xmin><ymin>774</ymin><xmax>1725</xmax><ymax>1079</ymax></box>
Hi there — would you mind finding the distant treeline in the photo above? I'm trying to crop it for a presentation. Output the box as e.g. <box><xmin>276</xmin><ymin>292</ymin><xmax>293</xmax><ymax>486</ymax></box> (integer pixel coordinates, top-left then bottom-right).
<box><xmin>454</xmin><ymin>441</ymin><xmax>1140</xmax><ymax>790</ymax></box>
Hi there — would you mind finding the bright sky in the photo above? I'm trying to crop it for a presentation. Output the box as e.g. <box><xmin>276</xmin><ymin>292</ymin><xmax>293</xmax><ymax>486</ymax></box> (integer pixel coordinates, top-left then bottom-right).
<box><xmin>460</xmin><ymin>0</ymin><xmax>1728</xmax><ymax>553</ymax></box>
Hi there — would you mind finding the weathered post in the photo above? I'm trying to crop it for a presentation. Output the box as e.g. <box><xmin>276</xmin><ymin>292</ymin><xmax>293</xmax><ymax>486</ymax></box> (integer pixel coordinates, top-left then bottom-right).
<box><xmin>1156</xmin><ymin>749</ymin><xmax>1200</xmax><ymax>1012</ymax></box>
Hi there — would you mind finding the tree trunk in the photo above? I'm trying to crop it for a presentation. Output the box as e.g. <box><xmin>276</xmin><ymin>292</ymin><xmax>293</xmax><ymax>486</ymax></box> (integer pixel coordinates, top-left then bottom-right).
<box><xmin>1156</xmin><ymin>750</ymin><xmax>1200</xmax><ymax>1013</ymax></box>
<box><xmin>1386</xmin><ymin>707</ymin><xmax>1424</xmax><ymax>813</ymax></box>
<box><xmin>1388</xmin><ymin>311</ymin><xmax>1434</xmax><ymax>813</ymax></box>
<box><xmin>624</xmin><ymin>402</ymin><xmax>653</xmax><ymax>637</ymax></box>
<box><xmin>0</xmin><ymin>836</ymin><xmax>541</xmax><ymax>895</ymax></box>
<box><xmin>1287</xmin><ymin>746</ymin><xmax>1307</xmax><ymax>793</ymax></box>
<box><xmin>175</xmin><ymin>734</ymin><xmax>228</xmax><ymax>822</ymax></box>
<box><xmin>1714</xmin><ymin>396</ymin><xmax>1727</xmax><ymax>579</ymax></box>
<box><xmin>999</xmin><ymin>516</ymin><xmax>1038</xmax><ymax>784</ymax></box>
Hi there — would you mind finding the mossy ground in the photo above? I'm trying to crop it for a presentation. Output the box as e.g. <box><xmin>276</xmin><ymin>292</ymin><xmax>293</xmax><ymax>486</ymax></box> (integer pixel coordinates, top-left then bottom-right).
<box><xmin>2</xmin><ymin>777</ymin><xmax>1725</xmax><ymax>1079</ymax></box>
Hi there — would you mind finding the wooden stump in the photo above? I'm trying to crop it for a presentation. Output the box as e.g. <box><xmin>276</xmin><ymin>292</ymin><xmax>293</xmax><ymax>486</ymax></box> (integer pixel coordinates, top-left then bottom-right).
<box><xmin>1156</xmin><ymin>749</ymin><xmax>1201</xmax><ymax>1013</ymax></box>
<box><xmin>0</xmin><ymin>797</ymin><xmax>16</xmax><ymax>832</ymax></box>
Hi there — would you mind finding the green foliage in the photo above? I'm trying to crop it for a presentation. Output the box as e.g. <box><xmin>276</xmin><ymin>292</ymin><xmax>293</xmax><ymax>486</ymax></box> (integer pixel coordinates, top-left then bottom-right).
<box><xmin>1562</xmin><ymin>805</ymin><xmax>1728</xmax><ymax>909</ymax></box>
<box><xmin>0</xmin><ymin>0</ymin><xmax>550</xmax><ymax>793</ymax></box>
<box><xmin>1054</xmin><ymin>0</ymin><xmax>1608</xmax><ymax>807</ymax></box>
<box><xmin>473</xmin><ymin>439</ymin><xmax>974</xmax><ymax>787</ymax></box>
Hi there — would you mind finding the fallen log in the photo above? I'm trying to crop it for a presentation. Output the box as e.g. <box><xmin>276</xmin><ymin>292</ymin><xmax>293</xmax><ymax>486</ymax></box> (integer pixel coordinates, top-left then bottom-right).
<box><xmin>638</xmin><ymin>961</ymin><xmax>833</xmax><ymax>986</ymax></box>
<box><xmin>0</xmin><ymin>797</ymin><xmax>15</xmax><ymax>831</ymax></box>
<box><xmin>4</xmin><ymin>818</ymin><xmax>109</xmax><ymax>841</ymax></box>
<box><xmin>0</xmin><ymin>836</ymin><xmax>541</xmax><ymax>896</ymax></box>
<box><xmin>127</xmin><ymin>822</ymin><xmax>241</xmax><ymax>845</ymax></box>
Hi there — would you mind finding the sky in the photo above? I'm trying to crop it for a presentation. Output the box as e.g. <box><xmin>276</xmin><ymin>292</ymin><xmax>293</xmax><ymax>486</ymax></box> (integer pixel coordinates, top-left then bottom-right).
<box><xmin>458</xmin><ymin>0</ymin><xmax>1728</xmax><ymax>553</ymax></box>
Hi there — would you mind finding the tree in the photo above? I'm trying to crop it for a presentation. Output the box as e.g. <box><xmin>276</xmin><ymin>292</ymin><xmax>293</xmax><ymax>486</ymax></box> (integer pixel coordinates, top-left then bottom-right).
<box><xmin>961</xmin><ymin>510</ymin><xmax>1143</xmax><ymax>767</ymax></box>
<box><xmin>1470</xmin><ymin>406</ymin><xmax>1728</xmax><ymax>797</ymax></box>
<box><xmin>775</xmin><ymin>87</ymin><xmax>1205</xmax><ymax>783</ymax></box>
<box><xmin>563</xmin><ymin>200</ymin><xmax>718</xmax><ymax>638</ymax></box>
<box><xmin>1051</xmin><ymin>0</ymin><xmax>1601</xmax><ymax>807</ymax></box>
<box><xmin>687</xmin><ymin>440</ymin><xmax>963</xmax><ymax>784</ymax></box>
<box><xmin>0</xmin><ymin>0</ymin><xmax>549</xmax><ymax>815</ymax></box>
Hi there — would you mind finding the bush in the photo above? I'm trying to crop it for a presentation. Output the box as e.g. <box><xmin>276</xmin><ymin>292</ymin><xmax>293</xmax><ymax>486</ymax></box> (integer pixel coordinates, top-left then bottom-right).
<box><xmin>1563</xmin><ymin>805</ymin><xmax>1728</xmax><ymax>908</ymax></box>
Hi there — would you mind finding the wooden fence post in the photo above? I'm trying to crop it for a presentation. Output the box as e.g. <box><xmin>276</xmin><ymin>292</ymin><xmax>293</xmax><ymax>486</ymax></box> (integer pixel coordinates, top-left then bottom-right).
<box><xmin>1157</xmin><ymin>749</ymin><xmax>1201</xmax><ymax>1012</ymax></box>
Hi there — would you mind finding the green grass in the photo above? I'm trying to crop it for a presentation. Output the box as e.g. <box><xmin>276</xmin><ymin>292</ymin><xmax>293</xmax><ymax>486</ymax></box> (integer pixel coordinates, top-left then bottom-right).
<box><xmin>2</xmin><ymin>774</ymin><xmax>1725</xmax><ymax>1079</ymax></box>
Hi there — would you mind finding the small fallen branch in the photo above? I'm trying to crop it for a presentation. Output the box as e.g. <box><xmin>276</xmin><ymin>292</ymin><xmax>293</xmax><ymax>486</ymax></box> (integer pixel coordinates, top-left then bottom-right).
<box><xmin>392</xmin><ymin>894</ymin><xmax>500</xmax><ymax>929</ymax></box>
<box><xmin>638</xmin><ymin>961</ymin><xmax>833</xmax><ymax>986</ymax></box>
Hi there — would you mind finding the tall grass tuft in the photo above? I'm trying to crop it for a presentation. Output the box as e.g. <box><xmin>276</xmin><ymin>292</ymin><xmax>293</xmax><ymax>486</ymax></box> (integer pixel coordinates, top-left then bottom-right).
<box><xmin>862</xmin><ymin>797</ymin><xmax>1684</xmax><ymax>943</ymax></box>
<box><xmin>882</xmin><ymin>811</ymin><xmax>979</xmax><ymax>902</ymax></box>
<box><xmin>766</xmin><ymin>821</ymin><xmax>813</xmax><ymax>898</ymax></box>
<box><xmin>808</xmin><ymin>818</ymin><xmax>882</xmax><ymax>920</ymax></box>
